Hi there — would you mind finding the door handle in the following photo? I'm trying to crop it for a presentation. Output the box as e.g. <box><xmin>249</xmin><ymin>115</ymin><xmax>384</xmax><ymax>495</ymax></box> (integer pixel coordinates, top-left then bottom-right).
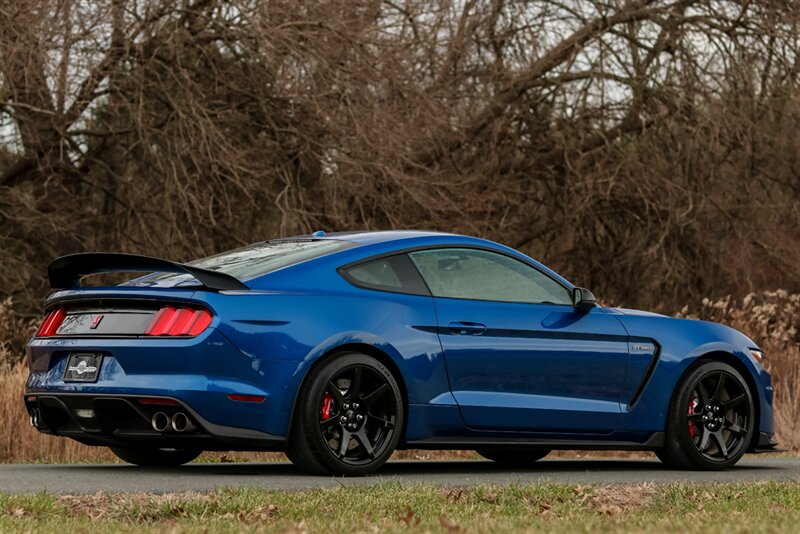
<box><xmin>448</xmin><ymin>322</ymin><xmax>487</xmax><ymax>335</ymax></box>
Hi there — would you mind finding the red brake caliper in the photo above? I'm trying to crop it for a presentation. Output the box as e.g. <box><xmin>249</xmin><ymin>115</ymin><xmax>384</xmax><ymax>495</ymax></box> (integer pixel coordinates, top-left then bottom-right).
<box><xmin>688</xmin><ymin>393</ymin><xmax>699</xmax><ymax>437</ymax></box>
<box><xmin>321</xmin><ymin>392</ymin><xmax>334</xmax><ymax>421</ymax></box>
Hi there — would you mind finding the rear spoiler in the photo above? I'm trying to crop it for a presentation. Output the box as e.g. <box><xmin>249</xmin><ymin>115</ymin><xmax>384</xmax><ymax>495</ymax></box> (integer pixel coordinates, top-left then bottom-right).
<box><xmin>48</xmin><ymin>253</ymin><xmax>249</xmax><ymax>291</ymax></box>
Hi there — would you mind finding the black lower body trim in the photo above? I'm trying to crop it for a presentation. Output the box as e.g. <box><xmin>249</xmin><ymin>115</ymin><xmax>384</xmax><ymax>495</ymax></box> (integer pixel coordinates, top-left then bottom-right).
<box><xmin>24</xmin><ymin>393</ymin><xmax>285</xmax><ymax>452</ymax></box>
<box><xmin>406</xmin><ymin>432</ymin><xmax>665</xmax><ymax>451</ymax></box>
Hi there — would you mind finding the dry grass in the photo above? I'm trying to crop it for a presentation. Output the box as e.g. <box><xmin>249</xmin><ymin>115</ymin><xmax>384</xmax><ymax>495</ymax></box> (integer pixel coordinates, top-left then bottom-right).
<box><xmin>0</xmin><ymin>365</ymin><xmax>109</xmax><ymax>464</ymax></box>
<box><xmin>1</xmin><ymin>292</ymin><xmax>798</xmax><ymax>463</ymax></box>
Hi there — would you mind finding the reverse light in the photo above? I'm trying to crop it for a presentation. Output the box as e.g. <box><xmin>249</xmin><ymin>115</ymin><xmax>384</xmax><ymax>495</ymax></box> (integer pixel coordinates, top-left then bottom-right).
<box><xmin>145</xmin><ymin>306</ymin><xmax>212</xmax><ymax>337</ymax></box>
<box><xmin>35</xmin><ymin>308</ymin><xmax>67</xmax><ymax>337</ymax></box>
<box><xmin>750</xmin><ymin>349</ymin><xmax>765</xmax><ymax>364</ymax></box>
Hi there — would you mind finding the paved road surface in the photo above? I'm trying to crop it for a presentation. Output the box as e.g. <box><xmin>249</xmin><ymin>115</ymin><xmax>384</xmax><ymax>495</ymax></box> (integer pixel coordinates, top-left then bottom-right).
<box><xmin>0</xmin><ymin>458</ymin><xmax>797</xmax><ymax>494</ymax></box>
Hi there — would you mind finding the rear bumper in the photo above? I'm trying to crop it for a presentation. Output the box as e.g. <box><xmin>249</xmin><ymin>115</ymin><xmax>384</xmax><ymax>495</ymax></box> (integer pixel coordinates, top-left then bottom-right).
<box><xmin>24</xmin><ymin>393</ymin><xmax>285</xmax><ymax>451</ymax></box>
<box><xmin>25</xmin><ymin>328</ymin><xmax>302</xmax><ymax>438</ymax></box>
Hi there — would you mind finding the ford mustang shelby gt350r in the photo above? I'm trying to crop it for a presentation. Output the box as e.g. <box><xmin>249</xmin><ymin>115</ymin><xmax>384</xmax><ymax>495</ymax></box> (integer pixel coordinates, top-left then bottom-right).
<box><xmin>25</xmin><ymin>231</ymin><xmax>777</xmax><ymax>474</ymax></box>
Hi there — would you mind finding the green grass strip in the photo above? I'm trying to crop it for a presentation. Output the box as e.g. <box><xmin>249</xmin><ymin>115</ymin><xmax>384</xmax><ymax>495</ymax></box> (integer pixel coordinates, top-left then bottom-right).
<box><xmin>1</xmin><ymin>481</ymin><xmax>799</xmax><ymax>533</ymax></box>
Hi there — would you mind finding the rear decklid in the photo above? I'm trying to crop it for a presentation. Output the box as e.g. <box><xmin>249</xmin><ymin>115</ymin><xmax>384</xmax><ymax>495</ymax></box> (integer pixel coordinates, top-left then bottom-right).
<box><xmin>36</xmin><ymin>251</ymin><xmax>247</xmax><ymax>340</ymax></box>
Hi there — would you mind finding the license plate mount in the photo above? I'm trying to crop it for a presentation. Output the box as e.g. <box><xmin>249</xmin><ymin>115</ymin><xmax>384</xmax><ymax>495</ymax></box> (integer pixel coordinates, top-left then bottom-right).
<box><xmin>63</xmin><ymin>353</ymin><xmax>103</xmax><ymax>383</ymax></box>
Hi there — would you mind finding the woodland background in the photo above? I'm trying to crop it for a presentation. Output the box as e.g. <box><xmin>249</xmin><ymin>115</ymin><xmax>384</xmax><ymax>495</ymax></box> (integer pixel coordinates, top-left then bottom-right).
<box><xmin>0</xmin><ymin>0</ymin><xmax>799</xmax><ymax>460</ymax></box>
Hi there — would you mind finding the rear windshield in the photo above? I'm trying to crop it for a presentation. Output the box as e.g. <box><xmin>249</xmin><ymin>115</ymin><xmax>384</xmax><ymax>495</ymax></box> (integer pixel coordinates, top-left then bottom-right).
<box><xmin>129</xmin><ymin>239</ymin><xmax>356</xmax><ymax>286</ymax></box>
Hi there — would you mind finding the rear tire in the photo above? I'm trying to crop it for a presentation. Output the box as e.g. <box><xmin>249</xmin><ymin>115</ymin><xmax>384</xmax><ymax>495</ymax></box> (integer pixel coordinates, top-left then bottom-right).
<box><xmin>658</xmin><ymin>361</ymin><xmax>754</xmax><ymax>470</ymax></box>
<box><xmin>109</xmin><ymin>446</ymin><xmax>201</xmax><ymax>466</ymax></box>
<box><xmin>287</xmin><ymin>352</ymin><xmax>404</xmax><ymax>476</ymax></box>
<box><xmin>476</xmin><ymin>448</ymin><xmax>550</xmax><ymax>466</ymax></box>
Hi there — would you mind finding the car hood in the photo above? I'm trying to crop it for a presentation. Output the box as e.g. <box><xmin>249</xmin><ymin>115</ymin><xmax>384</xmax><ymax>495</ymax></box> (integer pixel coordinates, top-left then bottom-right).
<box><xmin>611</xmin><ymin>307</ymin><xmax>669</xmax><ymax>318</ymax></box>
<box><xmin>610</xmin><ymin>307</ymin><xmax>759</xmax><ymax>351</ymax></box>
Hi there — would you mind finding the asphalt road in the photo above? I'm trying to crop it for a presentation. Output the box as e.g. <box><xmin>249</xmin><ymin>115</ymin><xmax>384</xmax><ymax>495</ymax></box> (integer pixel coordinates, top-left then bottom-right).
<box><xmin>0</xmin><ymin>457</ymin><xmax>797</xmax><ymax>494</ymax></box>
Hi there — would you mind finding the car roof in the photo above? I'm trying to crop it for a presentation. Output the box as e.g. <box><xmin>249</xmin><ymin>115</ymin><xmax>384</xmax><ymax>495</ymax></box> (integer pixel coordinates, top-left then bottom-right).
<box><xmin>275</xmin><ymin>230</ymin><xmax>575</xmax><ymax>289</ymax></box>
<box><xmin>291</xmin><ymin>230</ymin><xmax>458</xmax><ymax>245</ymax></box>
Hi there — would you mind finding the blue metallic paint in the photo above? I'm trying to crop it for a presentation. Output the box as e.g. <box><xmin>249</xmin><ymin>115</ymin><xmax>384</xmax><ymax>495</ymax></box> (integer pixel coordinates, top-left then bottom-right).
<box><xmin>25</xmin><ymin>231</ymin><xmax>775</xmax><ymax>450</ymax></box>
<box><xmin>432</xmin><ymin>299</ymin><xmax>630</xmax><ymax>433</ymax></box>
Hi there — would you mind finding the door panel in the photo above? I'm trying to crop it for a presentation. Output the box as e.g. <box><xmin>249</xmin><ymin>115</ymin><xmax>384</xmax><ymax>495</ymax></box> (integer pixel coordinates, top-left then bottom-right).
<box><xmin>433</xmin><ymin>298</ymin><xmax>629</xmax><ymax>432</ymax></box>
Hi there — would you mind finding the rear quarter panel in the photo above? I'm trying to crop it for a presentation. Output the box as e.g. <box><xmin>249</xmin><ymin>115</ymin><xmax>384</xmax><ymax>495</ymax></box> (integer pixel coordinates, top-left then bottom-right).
<box><xmin>199</xmin><ymin>259</ymin><xmax>449</xmax><ymax>437</ymax></box>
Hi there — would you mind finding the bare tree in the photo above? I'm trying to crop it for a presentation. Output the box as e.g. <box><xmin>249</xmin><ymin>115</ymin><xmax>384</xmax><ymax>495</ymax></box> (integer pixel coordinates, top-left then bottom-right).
<box><xmin>1</xmin><ymin>0</ymin><xmax>799</xmax><ymax>314</ymax></box>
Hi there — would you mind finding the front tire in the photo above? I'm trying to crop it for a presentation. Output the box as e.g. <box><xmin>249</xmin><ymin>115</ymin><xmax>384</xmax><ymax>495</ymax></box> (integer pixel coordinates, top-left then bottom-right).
<box><xmin>658</xmin><ymin>361</ymin><xmax>754</xmax><ymax>470</ymax></box>
<box><xmin>476</xmin><ymin>448</ymin><xmax>550</xmax><ymax>466</ymax></box>
<box><xmin>109</xmin><ymin>446</ymin><xmax>201</xmax><ymax>466</ymax></box>
<box><xmin>287</xmin><ymin>352</ymin><xmax>404</xmax><ymax>476</ymax></box>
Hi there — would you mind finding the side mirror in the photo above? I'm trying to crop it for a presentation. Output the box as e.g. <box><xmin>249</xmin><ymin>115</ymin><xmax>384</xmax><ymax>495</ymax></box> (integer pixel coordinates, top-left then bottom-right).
<box><xmin>572</xmin><ymin>287</ymin><xmax>597</xmax><ymax>311</ymax></box>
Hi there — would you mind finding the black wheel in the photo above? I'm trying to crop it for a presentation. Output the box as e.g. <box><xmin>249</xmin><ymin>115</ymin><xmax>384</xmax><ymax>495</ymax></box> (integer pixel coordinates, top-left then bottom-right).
<box><xmin>287</xmin><ymin>352</ymin><xmax>404</xmax><ymax>476</ymax></box>
<box><xmin>476</xmin><ymin>448</ymin><xmax>550</xmax><ymax>466</ymax></box>
<box><xmin>109</xmin><ymin>446</ymin><xmax>201</xmax><ymax>466</ymax></box>
<box><xmin>658</xmin><ymin>361</ymin><xmax>754</xmax><ymax>470</ymax></box>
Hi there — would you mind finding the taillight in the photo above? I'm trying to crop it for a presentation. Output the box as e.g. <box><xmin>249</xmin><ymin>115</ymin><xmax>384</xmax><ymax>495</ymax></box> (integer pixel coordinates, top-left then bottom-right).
<box><xmin>145</xmin><ymin>306</ymin><xmax>212</xmax><ymax>337</ymax></box>
<box><xmin>35</xmin><ymin>308</ymin><xmax>67</xmax><ymax>337</ymax></box>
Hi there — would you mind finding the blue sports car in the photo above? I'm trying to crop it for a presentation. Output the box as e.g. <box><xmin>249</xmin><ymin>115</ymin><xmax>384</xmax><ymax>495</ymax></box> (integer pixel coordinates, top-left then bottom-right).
<box><xmin>25</xmin><ymin>231</ymin><xmax>777</xmax><ymax>474</ymax></box>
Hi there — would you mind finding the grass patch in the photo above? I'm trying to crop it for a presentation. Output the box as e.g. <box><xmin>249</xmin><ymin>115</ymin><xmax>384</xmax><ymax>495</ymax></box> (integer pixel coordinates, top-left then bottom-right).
<box><xmin>2</xmin><ymin>482</ymin><xmax>800</xmax><ymax>533</ymax></box>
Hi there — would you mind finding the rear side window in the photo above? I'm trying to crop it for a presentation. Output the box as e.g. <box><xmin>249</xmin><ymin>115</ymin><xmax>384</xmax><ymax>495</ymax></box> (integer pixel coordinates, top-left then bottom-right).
<box><xmin>187</xmin><ymin>240</ymin><xmax>356</xmax><ymax>279</ymax></box>
<box><xmin>340</xmin><ymin>254</ymin><xmax>429</xmax><ymax>296</ymax></box>
<box><xmin>134</xmin><ymin>240</ymin><xmax>355</xmax><ymax>285</ymax></box>
<box><xmin>408</xmin><ymin>248</ymin><xmax>571</xmax><ymax>305</ymax></box>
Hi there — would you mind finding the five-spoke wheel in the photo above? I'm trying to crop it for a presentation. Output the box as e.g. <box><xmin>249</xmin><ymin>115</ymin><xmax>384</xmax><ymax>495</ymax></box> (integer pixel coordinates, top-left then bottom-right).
<box><xmin>286</xmin><ymin>352</ymin><xmax>403</xmax><ymax>475</ymax></box>
<box><xmin>657</xmin><ymin>361</ymin><xmax>754</xmax><ymax>470</ymax></box>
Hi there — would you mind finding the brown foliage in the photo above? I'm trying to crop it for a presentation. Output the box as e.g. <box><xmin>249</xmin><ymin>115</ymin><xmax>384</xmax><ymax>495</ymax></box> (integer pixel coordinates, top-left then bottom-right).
<box><xmin>0</xmin><ymin>1</ymin><xmax>799</xmax><ymax>318</ymax></box>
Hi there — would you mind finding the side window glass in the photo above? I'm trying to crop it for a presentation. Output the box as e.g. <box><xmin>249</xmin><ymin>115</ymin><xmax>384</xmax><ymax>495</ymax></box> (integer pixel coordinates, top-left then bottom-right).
<box><xmin>346</xmin><ymin>258</ymin><xmax>403</xmax><ymax>288</ymax></box>
<box><xmin>408</xmin><ymin>248</ymin><xmax>571</xmax><ymax>305</ymax></box>
<box><xmin>341</xmin><ymin>254</ymin><xmax>429</xmax><ymax>295</ymax></box>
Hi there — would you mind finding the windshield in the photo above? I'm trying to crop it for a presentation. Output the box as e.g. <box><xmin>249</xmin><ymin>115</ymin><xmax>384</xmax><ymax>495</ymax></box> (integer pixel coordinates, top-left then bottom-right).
<box><xmin>127</xmin><ymin>239</ymin><xmax>356</xmax><ymax>286</ymax></box>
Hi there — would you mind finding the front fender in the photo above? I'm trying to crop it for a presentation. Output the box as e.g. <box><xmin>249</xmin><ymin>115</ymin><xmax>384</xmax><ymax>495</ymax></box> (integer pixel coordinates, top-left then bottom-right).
<box><xmin>615</xmin><ymin>313</ymin><xmax>774</xmax><ymax>436</ymax></box>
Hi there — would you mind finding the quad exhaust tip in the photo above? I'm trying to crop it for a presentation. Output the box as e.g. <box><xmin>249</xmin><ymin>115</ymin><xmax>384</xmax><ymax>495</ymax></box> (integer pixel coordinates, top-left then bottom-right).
<box><xmin>29</xmin><ymin>408</ymin><xmax>42</xmax><ymax>428</ymax></box>
<box><xmin>151</xmin><ymin>411</ymin><xmax>170</xmax><ymax>432</ymax></box>
<box><xmin>151</xmin><ymin>411</ymin><xmax>195</xmax><ymax>433</ymax></box>
<box><xmin>171</xmin><ymin>412</ymin><xmax>195</xmax><ymax>433</ymax></box>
